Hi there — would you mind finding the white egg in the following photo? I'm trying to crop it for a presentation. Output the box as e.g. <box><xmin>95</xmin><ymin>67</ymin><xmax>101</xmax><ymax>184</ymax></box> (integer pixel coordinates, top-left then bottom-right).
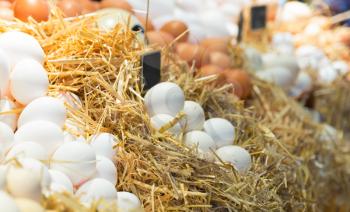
<box><xmin>75</xmin><ymin>178</ymin><xmax>117</xmax><ymax>204</ymax></box>
<box><xmin>0</xmin><ymin>49</ymin><xmax>10</xmax><ymax>97</ymax></box>
<box><xmin>89</xmin><ymin>133</ymin><xmax>117</xmax><ymax>160</ymax></box>
<box><xmin>296</xmin><ymin>45</ymin><xmax>325</xmax><ymax>70</ymax></box>
<box><xmin>332</xmin><ymin>60</ymin><xmax>349</xmax><ymax>75</ymax></box>
<box><xmin>50</xmin><ymin>142</ymin><xmax>96</xmax><ymax>186</ymax></box>
<box><xmin>0</xmin><ymin>98</ymin><xmax>17</xmax><ymax>131</ymax></box>
<box><xmin>10</xmin><ymin>59</ymin><xmax>49</xmax><ymax>105</ymax></box>
<box><xmin>16</xmin><ymin>158</ymin><xmax>51</xmax><ymax>189</ymax></box>
<box><xmin>0</xmin><ymin>31</ymin><xmax>45</xmax><ymax>67</ymax></box>
<box><xmin>18</xmin><ymin>96</ymin><xmax>66</xmax><ymax>128</ymax></box>
<box><xmin>0</xmin><ymin>121</ymin><xmax>14</xmax><ymax>153</ymax></box>
<box><xmin>318</xmin><ymin>65</ymin><xmax>338</xmax><ymax>84</ymax></box>
<box><xmin>63</xmin><ymin>131</ymin><xmax>76</xmax><ymax>143</ymax></box>
<box><xmin>14</xmin><ymin>121</ymin><xmax>63</xmax><ymax>155</ymax></box>
<box><xmin>272</xmin><ymin>32</ymin><xmax>294</xmax><ymax>46</ymax></box>
<box><xmin>280</xmin><ymin>1</ymin><xmax>311</xmax><ymax>22</ymax></box>
<box><xmin>0</xmin><ymin>191</ymin><xmax>20</xmax><ymax>212</ymax></box>
<box><xmin>95</xmin><ymin>155</ymin><xmax>117</xmax><ymax>184</ymax></box>
<box><xmin>48</xmin><ymin>169</ymin><xmax>73</xmax><ymax>193</ymax></box>
<box><xmin>15</xmin><ymin>198</ymin><xmax>45</xmax><ymax>212</ymax></box>
<box><xmin>184</xmin><ymin>131</ymin><xmax>215</xmax><ymax>152</ymax></box>
<box><xmin>0</xmin><ymin>165</ymin><xmax>8</xmax><ymax>189</ymax></box>
<box><xmin>144</xmin><ymin>82</ymin><xmax>185</xmax><ymax>117</ymax></box>
<box><xmin>244</xmin><ymin>47</ymin><xmax>263</xmax><ymax>71</ymax></box>
<box><xmin>259</xmin><ymin>66</ymin><xmax>297</xmax><ymax>90</ymax></box>
<box><xmin>6</xmin><ymin>167</ymin><xmax>42</xmax><ymax>201</ymax></box>
<box><xmin>262</xmin><ymin>53</ymin><xmax>299</xmax><ymax>75</ymax></box>
<box><xmin>203</xmin><ymin>118</ymin><xmax>235</xmax><ymax>148</ymax></box>
<box><xmin>6</xmin><ymin>142</ymin><xmax>48</xmax><ymax>161</ymax></box>
<box><xmin>215</xmin><ymin>145</ymin><xmax>251</xmax><ymax>174</ymax></box>
<box><xmin>116</xmin><ymin>192</ymin><xmax>141</xmax><ymax>211</ymax></box>
<box><xmin>150</xmin><ymin>114</ymin><xmax>182</xmax><ymax>135</ymax></box>
<box><xmin>180</xmin><ymin>101</ymin><xmax>205</xmax><ymax>132</ymax></box>
<box><xmin>289</xmin><ymin>71</ymin><xmax>312</xmax><ymax>97</ymax></box>
<box><xmin>57</xmin><ymin>92</ymin><xmax>82</xmax><ymax>109</ymax></box>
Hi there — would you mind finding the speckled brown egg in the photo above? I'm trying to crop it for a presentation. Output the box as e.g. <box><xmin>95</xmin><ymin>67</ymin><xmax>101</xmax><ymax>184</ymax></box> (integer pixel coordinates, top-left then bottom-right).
<box><xmin>198</xmin><ymin>65</ymin><xmax>226</xmax><ymax>85</ymax></box>
<box><xmin>57</xmin><ymin>0</ymin><xmax>83</xmax><ymax>17</ymax></box>
<box><xmin>160</xmin><ymin>20</ymin><xmax>189</xmax><ymax>42</ymax></box>
<box><xmin>176</xmin><ymin>43</ymin><xmax>208</xmax><ymax>67</ymax></box>
<box><xmin>100</xmin><ymin>0</ymin><xmax>133</xmax><ymax>13</ymax></box>
<box><xmin>136</xmin><ymin>15</ymin><xmax>154</xmax><ymax>31</ymax></box>
<box><xmin>13</xmin><ymin>0</ymin><xmax>49</xmax><ymax>22</ymax></box>
<box><xmin>223</xmin><ymin>69</ymin><xmax>252</xmax><ymax>99</ymax></box>
<box><xmin>209</xmin><ymin>51</ymin><xmax>231</xmax><ymax>70</ymax></box>
<box><xmin>146</xmin><ymin>31</ymin><xmax>174</xmax><ymax>47</ymax></box>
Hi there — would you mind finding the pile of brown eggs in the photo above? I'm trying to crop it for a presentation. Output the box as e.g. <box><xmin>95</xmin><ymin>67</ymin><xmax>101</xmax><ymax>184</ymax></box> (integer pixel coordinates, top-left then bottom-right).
<box><xmin>0</xmin><ymin>0</ymin><xmax>133</xmax><ymax>21</ymax></box>
<box><xmin>146</xmin><ymin>20</ymin><xmax>252</xmax><ymax>100</ymax></box>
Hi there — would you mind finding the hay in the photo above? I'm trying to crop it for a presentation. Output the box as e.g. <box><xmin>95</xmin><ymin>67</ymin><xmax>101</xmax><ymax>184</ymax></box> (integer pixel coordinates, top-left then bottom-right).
<box><xmin>1</xmin><ymin>10</ymin><xmax>350</xmax><ymax>211</ymax></box>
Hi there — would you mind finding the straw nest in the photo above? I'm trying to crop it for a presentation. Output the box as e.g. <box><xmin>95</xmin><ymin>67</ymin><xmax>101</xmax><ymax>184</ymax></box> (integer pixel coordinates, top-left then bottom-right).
<box><xmin>1</xmin><ymin>10</ymin><xmax>350</xmax><ymax>211</ymax></box>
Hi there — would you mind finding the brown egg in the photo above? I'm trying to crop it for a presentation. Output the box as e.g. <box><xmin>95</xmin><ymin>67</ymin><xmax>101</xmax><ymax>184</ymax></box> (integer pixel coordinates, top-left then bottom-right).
<box><xmin>197</xmin><ymin>65</ymin><xmax>225</xmax><ymax>85</ymax></box>
<box><xmin>209</xmin><ymin>52</ymin><xmax>231</xmax><ymax>70</ymax></box>
<box><xmin>136</xmin><ymin>15</ymin><xmax>154</xmax><ymax>31</ymax></box>
<box><xmin>57</xmin><ymin>0</ymin><xmax>83</xmax><ymax>17</ymax></box>
<box><xmin>0</xmin><ymin>8</ymin><xmax>13</xmax><ymax>20</ymax></box>
<box><xmin>80</xmin><ymin>0</ymin><xmax>100</xmax><ymax>14</ymax></box>
<box><xmin>146</xmin><ymin>31</ymin><xmax>174</xmax><ymax>47</ymax></box>
<box><xmin>176</xmin><ymin>43</ymin><xmax>208</xmax><ymax>67</ymax></box>
<box><xmin>100</xmin><ymin>0</ymin><xmax>133</xmax><ymax>13</ymax></box>
<box><xmin>160</xmin><ymin>20</ymin><xmax>189</xmax><ymax>42</ymax></box>
<box><xmin>0</xmin><ymin>1</ymin><xmax>12</xmax><ymax>9</ymax></box>
<box><xmin>223</xmin><ymin>69</ymin><xmax>252</xmax><ymax>99</ymax></box>
<box><xmin>13</xmin><ymin>0</ymin><xmax>49</xmax><ymax>22</ymax></box>
<box><xmin>200</xmin><ymin>37</ymin><xmax>229</xmax><ymax>54</ymax></box>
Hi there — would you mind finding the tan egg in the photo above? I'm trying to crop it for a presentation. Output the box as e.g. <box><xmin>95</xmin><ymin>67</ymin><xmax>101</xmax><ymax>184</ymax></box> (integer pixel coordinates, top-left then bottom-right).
<box><xmin>136</xmin><ymin>14</ymin><xmax>154</xmax><ymax>31</ymax></box>
<box><xmin>209</xmin><ymin>52</ymin><xmax>231</xmax><ymax>70</ymax></box>
<box><xmin>160</xmin><ymin>20</ymin><xmax>189</xmax><ymax>42</ymax></box>
<box><xmin>13</xmin><ymin>0</ymin><xmax>49</xmax><ymax>22</ymax></box>
<box><xmin>100</xmin><ymin>0</ymin><xmax>133</xmax><ymax>13</ymax></box>
<box><xmin>0</xmin><ymin>1</ymin><xmax>12</xmax><ymax>9</ymax></box>
<box><xmin>200</xmin><ymin>37</ymin><xmax>229</xmax><ymax>54</ymax></box>
<box><xmin>176</xmin><ymin>43</ymin><xmax>208</xmax><ymax>67</ymax></box>
<box><xmin>197</xmin><ymin>65</ymin><xmax>225</xmax><ymax>85</ymax></box>
<box><xmin>223</xmin><ymin>69</ymin><xmax>252</xmax><ymax>99</ymax></box>
<box><xmin>0</xmin><ymin>8</ymin><xmax>13</xmax><ymax>20</ymax></box>
<box><xmin>146</xmin><ymin>31</ymin><xmax>174</xmax><ymax>47</ymax></box>
<box><xmin>15</xmin><ymin>198</ymin><xmax>45</xmax><ymax>212</ymax></box>
<box><xmin>80</xmin><ymin>0</ymin><xmax>100</xmax><ymax>14</ymax></box>
<box><xmin>57</xmin><ymin>0</ymin><xmax>83</xmax><ymax>17</ymax></box>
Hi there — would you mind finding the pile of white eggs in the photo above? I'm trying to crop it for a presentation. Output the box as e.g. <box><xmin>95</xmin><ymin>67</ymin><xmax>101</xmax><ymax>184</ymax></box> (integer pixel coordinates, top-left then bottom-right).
<box><xmin>0</xmin><ymin>31</ymin><xmax>141</xmax><ymax>211</ymax></box>
<box><xmin>144</xmin><ymin>82</ymin><xmax>251</xmax><ymax>174</ymax></box>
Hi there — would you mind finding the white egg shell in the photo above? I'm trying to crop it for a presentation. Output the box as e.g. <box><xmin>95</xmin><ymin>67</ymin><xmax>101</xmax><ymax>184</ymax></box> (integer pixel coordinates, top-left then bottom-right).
<box><xmin>14</xmin><ymin>121</ymin><xmax>63</xmax><ymax>155</ymax></box>
<box><xmin>144</xmin><ymin>82</ymin><xmax>185</xmax><ymax>117</ymax></box>
<box><xmin>0</xmin><ymin>31</ymin><xmax>45</xmax><ymax>67</ymax></box>
<box><xmin>117</xmin><ymin>192</ymin><xmax>141</xmax><ymax>211</ymax></box>
<box><xmin>0</xmin><ymin>98</ymin><xmax>17</xmax><ymax>131</ymax></box>
<box><xmin>96</xmin><ymin>155</ymin><xmax>117</xmax><ymax>184</ymax></box>
<box><xmin>57</xmin><ymin>92</ymin><xmax>82</xmax><ymax>109</ymax></box>
<box><xmin>18</xmin><ymin>96</ymin><xmax>66</xmax><ymax>128</ymax></box>
<box><xmin>48</xmin><ymin>169</ymin><xmax>73</xmax><ymax>193</ymax></box>
<box><xmin>184</xmin><ymin>131</ymin><xmax>215</xmax><ymax>152</ymax></box>
<box><xmin>89</xmin><ymin>133</ymin><xmax>117</xmax><ymax>160</ymax></box>
<box><xmin>50</xmin><ymin>142</ymin><xmax>96</xmax><ymax>186</ymax></box>
<box><xmin>180</xmin><ymin>101</ymin><xmax>205</xmax><ymax>132</ymax></box>
<box><xmin>318</xmin><ymin>65</ymin><xmax>338</xmax><ymax>84</ymax></box>
<box><xmin>6</xmin><ymin>142</ymin><xmax>48</xmax><ymax>161</ymax></box>
<box><xmin>10</xmin><ymin>59</ymin><xmax>49</xmax><ymax>105</ymax></box>
<box><xmin>0</xmin><ymin>191</ymin><xmax>20</xmax><ymax>212</ymax></box>
<box><xmin>0</xmin><ymin>121</ymin><xmax>14</xmax><ymax>152</ymax></box>
<box><xmin>15</xmin><ymin>198</ymin><xmax>45</xmax><ymax>212</ymax></box>
<box><xmin>332</xmin><ymin>60</ymin><xmax>349</xmax><ymax>75</ymax></box>
<box><xmin>203</xmin><ymin>118</ymin><xmax>235</xmax><ymax>148</ymax></box>
<box><xmin>0</xmin><ymin>165</ymin><xmax>8</xmax><ymax>190</ymax></box>
<box><xmin>6</xmin><ymin>167</ymin><xmax>42</xmax><ymax>201</ymax></box>
<box><xmin>289</xmin><ymin>71</ymin><xmax>312</xmax><ymax>97</ymax></box>
<box><xmin>215</xmin><ymin>145</ymin><xmax>251</xmax><ymax>174</ymax></box>
<box><xmin>150</xmin><ymin>114</ymin><xmax>182</xmax><ymax>135</ymax></box>
<box><xmin>16</xmin><ymin>158</ymin><xmax>51</xmax><ymax>189</ymax></box>
<box><xmin>75</xmin><ymin>178</ymin><xmax>117</xmax><ymax>204</ymax></box>
<box><xmin>0</xmin><ymin>49</ymin><xmax>10</xmax><ymax>97</ymax></box>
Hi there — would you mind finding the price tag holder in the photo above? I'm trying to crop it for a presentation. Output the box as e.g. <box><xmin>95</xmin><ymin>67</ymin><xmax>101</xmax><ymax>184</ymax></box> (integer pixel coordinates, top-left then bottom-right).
<box><xmin>141</xmin><ymin>51</ymin><xmax>161</xmax><ymax>90</ymax></box>
<box><xmin>250</xmin><ymin>5</ymin><xmax>267</xmax><ymax>30</ymax></box>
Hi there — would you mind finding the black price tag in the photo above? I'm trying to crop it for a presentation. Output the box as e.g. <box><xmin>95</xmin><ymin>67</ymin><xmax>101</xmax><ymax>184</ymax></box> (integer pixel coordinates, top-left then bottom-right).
<box><xmin>237</xmin><ymin>12</ymin><xmax>244</xmax><ymax>42</ymax></box>
<box><xmin>250</xmin><ymin>6</ymin><xmax>267</xmax><ymax>30</ymax></box>
<box><xmin>141</xmin><ymin>51</ymin><xmax>161</xmax><ymax>90</ymax></box>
